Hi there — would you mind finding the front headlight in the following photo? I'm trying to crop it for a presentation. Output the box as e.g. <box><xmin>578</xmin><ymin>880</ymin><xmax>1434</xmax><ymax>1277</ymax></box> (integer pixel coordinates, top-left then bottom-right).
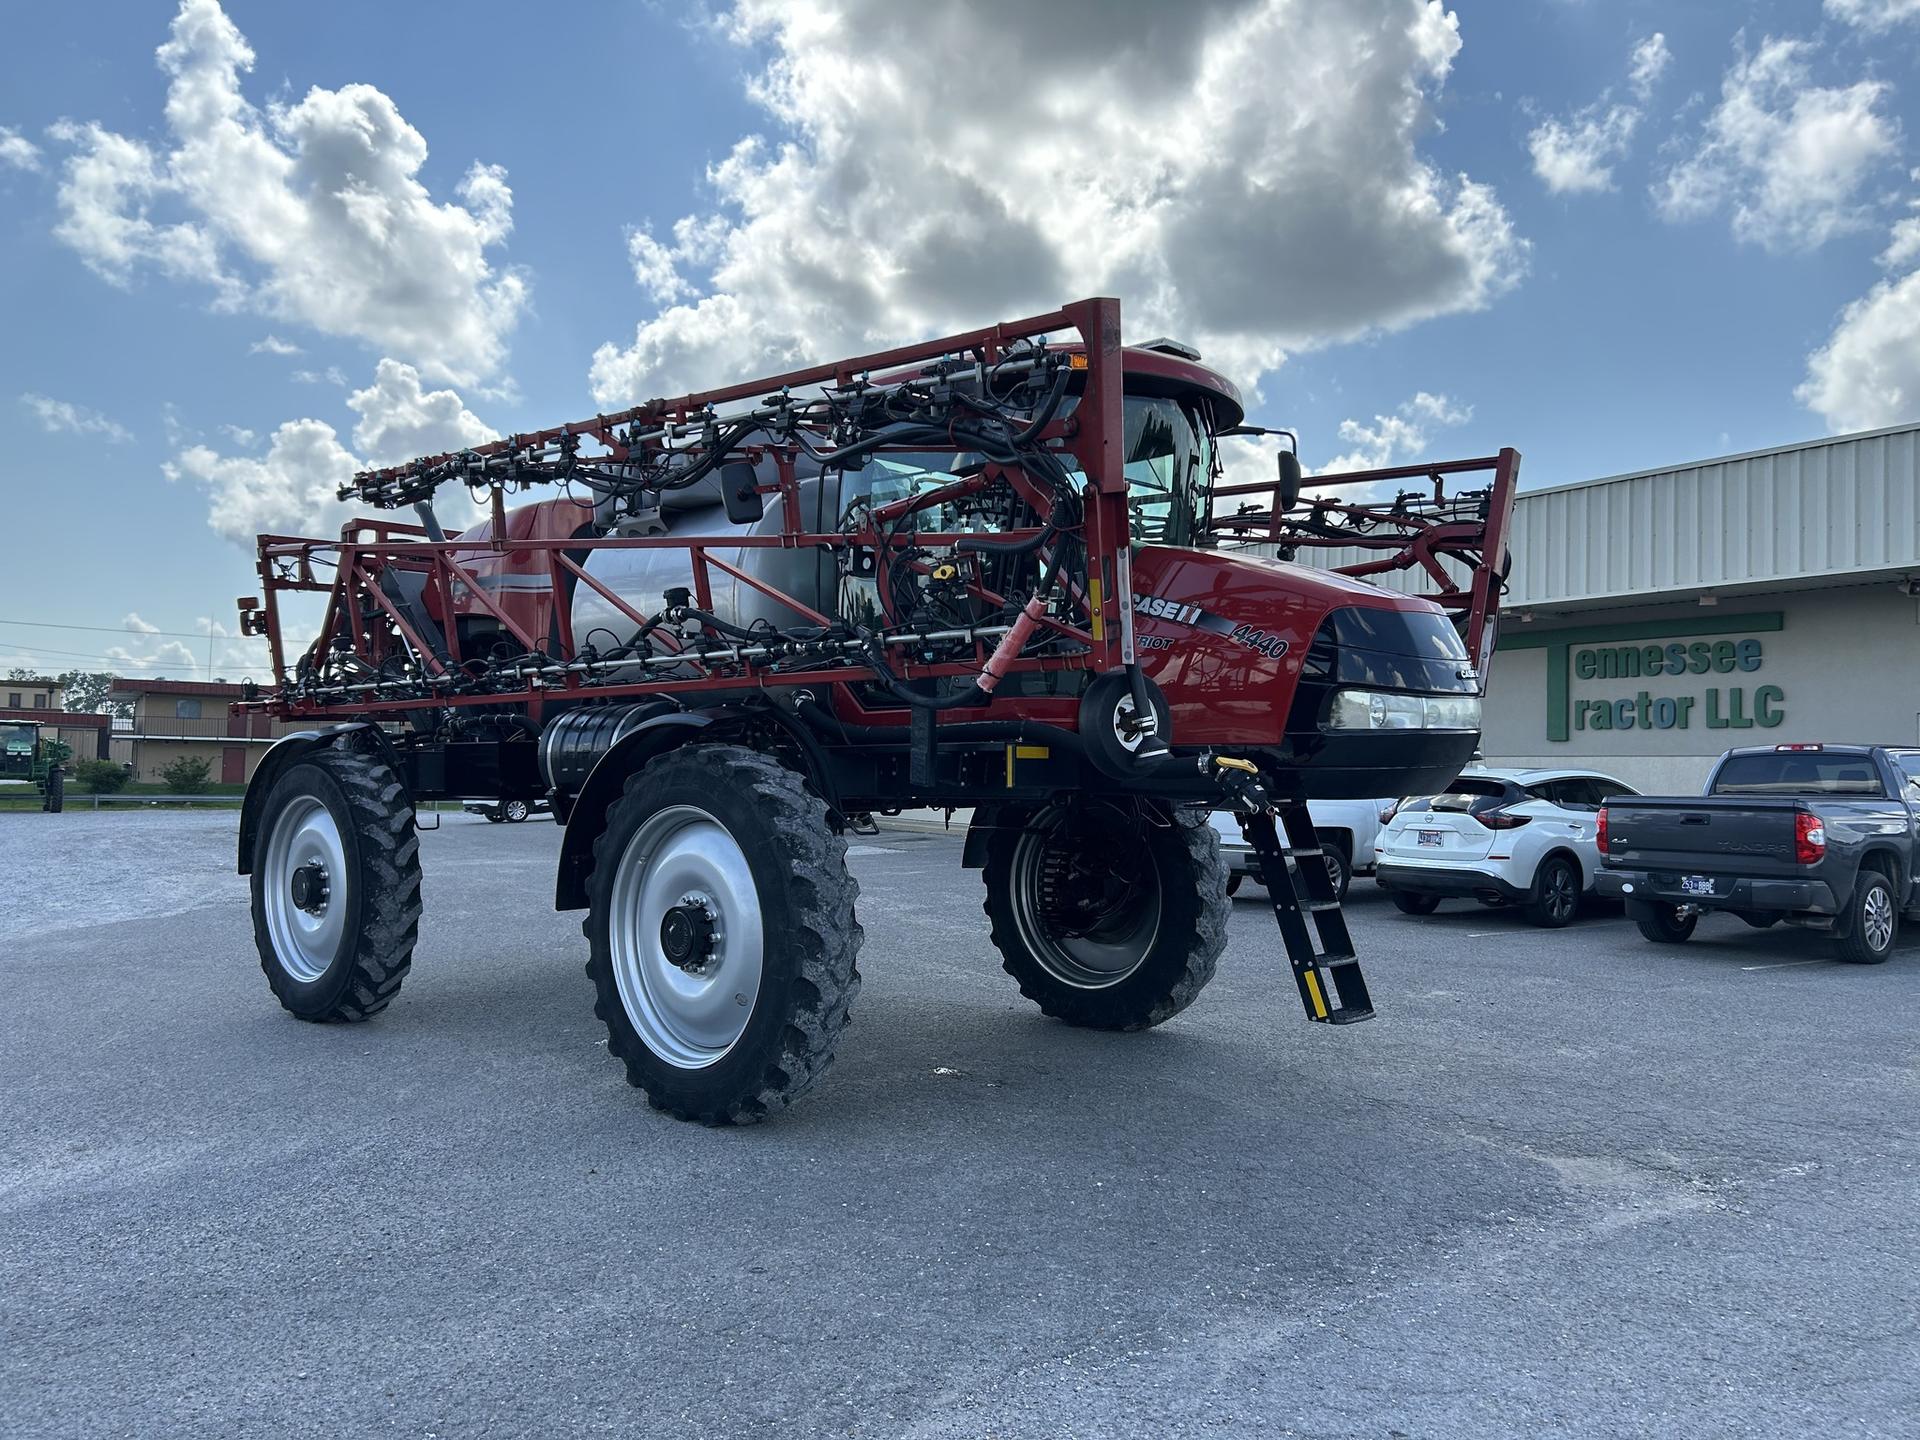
<box><xmin>1324</xmin><ymin>688</ymin><xmax>1480</xmax><ymax>731</ymax></box>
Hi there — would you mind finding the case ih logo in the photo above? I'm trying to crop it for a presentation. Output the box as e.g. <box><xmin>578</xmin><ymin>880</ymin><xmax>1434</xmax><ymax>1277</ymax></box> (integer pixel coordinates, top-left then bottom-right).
<box><xmin>1135</xmin><ymin>595</ymin><xmax>1203</xmax><ymax>625</ymax></box>
<box><xmin>1133</xmin><ymin>594</ymin><xmax>1290</xmax><ymax>661</ymax></box>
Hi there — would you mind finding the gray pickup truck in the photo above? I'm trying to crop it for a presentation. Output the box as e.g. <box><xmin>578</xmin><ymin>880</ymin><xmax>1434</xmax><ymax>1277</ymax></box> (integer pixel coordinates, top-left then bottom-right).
<box><xmin>1594</xmin><ymin>744</ymin><xmax>1920</xmax><ymax>963</ymax></box>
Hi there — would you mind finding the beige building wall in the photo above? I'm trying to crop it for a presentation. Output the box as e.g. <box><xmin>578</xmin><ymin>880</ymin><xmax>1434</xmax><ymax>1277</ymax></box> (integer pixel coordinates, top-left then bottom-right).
<box><xmin>1480</xmin><ymin>583</ymin><xmax>1920</xmax><ymax>795</ymax></box>
<box><xmin>116</xmin><ymin>691</ymin><xmax>296</xmax><ymax>784</ymax></box>
<box><xmin>2</xmin><ymin>679</ymin><xmax>64</xmax><ymax>711</ymax></box>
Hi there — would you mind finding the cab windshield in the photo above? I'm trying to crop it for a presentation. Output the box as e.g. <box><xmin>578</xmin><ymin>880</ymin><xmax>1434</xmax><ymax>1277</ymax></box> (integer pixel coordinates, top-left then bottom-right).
<box><xmin>1122</xmin><ymin>397</ymin><xmax>1210</xmax><ymax>546</ymax></box>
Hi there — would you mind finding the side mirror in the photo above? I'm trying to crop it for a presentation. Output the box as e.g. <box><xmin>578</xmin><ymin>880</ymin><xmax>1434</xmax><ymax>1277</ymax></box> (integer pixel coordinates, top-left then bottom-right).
<box><xmin>1276</xmin><ymin>449</ymin><xmax>1303</xmax><ymax>513</ymax></box>
<box><xmin>719</xmin><ymin>461</ymin><xmax>765</xmax><ymax>524</ymax></box>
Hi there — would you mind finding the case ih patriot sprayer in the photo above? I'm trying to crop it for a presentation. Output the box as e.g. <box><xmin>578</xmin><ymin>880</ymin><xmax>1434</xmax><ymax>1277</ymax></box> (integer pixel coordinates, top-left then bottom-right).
<box><xmin>232</xmin><ymin>298</ymin><xmax>1517</xmax><ymax>1124</ymax></box>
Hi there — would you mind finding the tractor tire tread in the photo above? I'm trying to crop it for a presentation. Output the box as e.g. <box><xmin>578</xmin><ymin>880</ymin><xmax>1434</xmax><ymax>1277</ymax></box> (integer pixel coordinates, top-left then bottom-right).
<box><xmin>584</xmin><ymin>744</ymin><xmax>862</xmax><ymax>1125</ymax></box>
<box><xmin>983</xmin><ymin>807</ymin><xmax>1226</xmax><ymax>1031</ymax></box>
<box><xmin>252</xmin><ymin>740</ymin><xmax>421</xmax><ymax>1024</ymax></box>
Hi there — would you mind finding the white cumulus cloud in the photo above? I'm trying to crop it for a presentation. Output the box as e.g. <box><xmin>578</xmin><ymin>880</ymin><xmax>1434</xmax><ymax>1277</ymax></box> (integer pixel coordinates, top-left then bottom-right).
<box><xmin>1654</xmin><ymin>35</ymin><xmax>1901</xmax><ymax>252</ymax></box>
<box><xmin>590</xmin><ymin>0</ymin><xmax>1526</xmax><ymax>404</ymax></box>
<box><xmin>1823</xmin><ymin>0</ymin><xmax>1920</xmax><ymax>30</ymax></box>
<box><xmin>1321</xmin><ymin>390</ymin><xmax>1472</xmax><ymax>474</ymax></box>
<box><xmin>20</xmin><ymin>393</ymin><xmax>133</xmax><ymax>443</ymax></box>
<box><xmin>104</xmin><ymin>639</ymin><xmax>200</xmax><ymax>674</ymax></box>
<box><xmin>1627</xmin><ymin>33</ymin><xmax>1672</xmax><ymax>100</ymax></box>
<box><xmin>0</xmin><ymin>125</ymin><xmax>41</xmax><ymax>172</ymax></box>
<box><xmin>249</xmin><ymin>334</ymin><xmax>302</xmax><ymax>356</ymax></box>
<box><xmin>347</xmin><ymin>358</ymin><xmax>498</xmax><ymax>466</ymax></box>
<box><xmin>170</xmin><ymin>358</ymin><xmax>496</xmax><ymax>543</ymax></box>
<box><xmin>122</xmin><ymin>613</ymin><xmax>161</xmax><ymax>634</ymax></box>
<box><xmin>1799</xmin><ymin>182</ymin><xmax>1920</xmax><ymax>432</ymax></box>
<box><xmin>169</xmin><ymin>418</ymin><xmax>362</xmax><ymax>546</ymax></box>
<box><xmin>48</xmin><ymin>0</ymin><xmax>526</xmax><ymax>386</ymax></box>
<box><xmin>1527</xmin><ymin>33</ymin><xmax>1670</xmax><ymax>196</ymax></box>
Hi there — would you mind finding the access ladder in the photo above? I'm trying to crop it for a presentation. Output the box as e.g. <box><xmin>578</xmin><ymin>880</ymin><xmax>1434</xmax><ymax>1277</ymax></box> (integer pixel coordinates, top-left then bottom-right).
<box><xmin>1240</xmin><ymin>805</ymin><xmax>1375</xmax><ymax>1025</ymax></box>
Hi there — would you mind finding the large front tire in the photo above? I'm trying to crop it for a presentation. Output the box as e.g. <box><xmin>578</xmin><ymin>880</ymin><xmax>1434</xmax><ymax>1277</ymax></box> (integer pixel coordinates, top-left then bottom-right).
<box><xmin>249</xmin><ymin>743</ymin><xmax>422</xmax><ymax>1022</ymax></box>
<box><xmin>982</xmin><ymin>802</ymin><xmax>1227</xmax><ymax>1030</ymax></box>
<box><xmin>584</xmin><ymin>745</ymin><xmax>862</xmax><ymax>1124</ymax></box>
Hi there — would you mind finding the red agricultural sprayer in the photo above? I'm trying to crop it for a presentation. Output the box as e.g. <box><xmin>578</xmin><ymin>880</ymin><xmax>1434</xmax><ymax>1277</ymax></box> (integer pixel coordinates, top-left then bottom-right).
<box><xmin>230</xmin><ymin>297</ymin><xmax>1517</xmax><ymax>1122</ymax></box>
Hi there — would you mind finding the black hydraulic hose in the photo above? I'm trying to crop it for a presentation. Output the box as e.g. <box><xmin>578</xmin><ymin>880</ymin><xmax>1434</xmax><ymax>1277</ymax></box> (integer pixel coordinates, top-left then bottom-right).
<box><xmin>1009</xmin><ymin>367</ymin><xmax>1070</xmax><ymax>446</ymax></box>
<box><xmin>955</xmin><ymin>518</ymin><xmax>1056</xmax><ymax>558</ymax></box>
<box><xmin>880</xmin><ymin>674</ymin><xmax>991</xmax><ymax>712</ymax></box>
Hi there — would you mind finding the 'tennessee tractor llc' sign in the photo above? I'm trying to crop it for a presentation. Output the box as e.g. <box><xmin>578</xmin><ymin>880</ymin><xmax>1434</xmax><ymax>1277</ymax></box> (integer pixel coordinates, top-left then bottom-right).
<box><xmin>1498</xmin><ymin>612</ymin><xmax>1786</xmax><ymax>744</ymax></box>
<box><xmin>1571</xmin><ymin>635</ymin><xmax>1782</xmax><ymax>732</ymax></box>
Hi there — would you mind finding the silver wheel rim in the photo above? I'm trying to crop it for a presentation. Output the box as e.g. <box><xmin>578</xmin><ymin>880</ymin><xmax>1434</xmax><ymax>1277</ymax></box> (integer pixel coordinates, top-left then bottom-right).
<box><xmin>1863</xmin><ymin>884</ymin><xmax>1894</xmax><ymax>952</ymax></box>
<box><xmin>262</xmin><ymin>794</ymin><xmax>348</xmax><ymax>983</ymax></box>
<box><xmin>1111</xmin><ymin>695</ymin><xmax>1147</xmax><ymax>754</ymax></box>
<box><xmin>609</xmin><ymin>805</ymin><xmax>764</xmax><ymax>1069</ymax></box>
<box><xmin>1008</xmin><ymin>816</ymin><xmax>1162</xmax><ymax>989</ymax></box>
<box><xmin>1545</xmin><ymin>863</ymin><xmax>1576</xmax><ymax>921</ymax></box>
<box><xmin>505</xmin><ymin>800</ymin><xmax>528</xmax><ymax>821</ymax></box>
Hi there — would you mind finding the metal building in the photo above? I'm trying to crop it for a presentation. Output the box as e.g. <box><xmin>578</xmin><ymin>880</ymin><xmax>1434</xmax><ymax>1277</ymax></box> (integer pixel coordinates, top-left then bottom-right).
<box><xmin>1465</xmin><ymin>419</ymin><xmax>1920</xmax><ymax>792</ymax></box>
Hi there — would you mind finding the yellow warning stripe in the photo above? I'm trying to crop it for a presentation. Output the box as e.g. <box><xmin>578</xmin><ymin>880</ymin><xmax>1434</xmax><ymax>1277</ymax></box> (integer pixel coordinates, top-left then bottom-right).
<box><xmin>1089</xmin><ymin>575</ymin><xmax>1104</xmax><ymax>641</ymax></box>
<box><xmin>1303</xmin><ymin>968</ymin><xmax>1329</xmax><ymax>1019</ymax></box>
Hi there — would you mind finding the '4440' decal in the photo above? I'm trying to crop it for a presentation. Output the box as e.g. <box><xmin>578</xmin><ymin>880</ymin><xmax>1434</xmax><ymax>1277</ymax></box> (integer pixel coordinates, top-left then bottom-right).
<box><xmin>1133</xmin><ymin>593</ymin><xmax>1290</xmax><ymax>661</ymax></box>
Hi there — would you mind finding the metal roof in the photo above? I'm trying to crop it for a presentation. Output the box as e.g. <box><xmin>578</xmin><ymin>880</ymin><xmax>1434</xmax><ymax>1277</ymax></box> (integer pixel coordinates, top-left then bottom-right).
<box><xmin>109</xmin><ymin>678</ymin><xmax>252</xmax><ymax>698</ymax></box>
<box><xmin>1287</xmin><ymin>419</ymin><xmax>1920</xmax><ymax>612</ymax></box>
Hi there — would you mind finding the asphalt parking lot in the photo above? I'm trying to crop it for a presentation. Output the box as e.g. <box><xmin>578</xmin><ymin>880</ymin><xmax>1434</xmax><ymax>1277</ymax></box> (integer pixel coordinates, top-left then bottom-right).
<box><xmin>3</xmin><ymin>809</ymin><xmax>1917</xmax><ymax>1438</ymax></box>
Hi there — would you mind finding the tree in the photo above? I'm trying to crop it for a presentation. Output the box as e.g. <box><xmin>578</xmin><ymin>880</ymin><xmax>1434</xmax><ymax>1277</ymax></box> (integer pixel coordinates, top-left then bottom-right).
<box><xmin>54</xmin><ymin>670</ymin><xmax>130</xmax><ymax>720</ymax></box>
<box><xmin>6</xmin><ymin>666</ymin><xmax>38</xmax><ymax>681</ymax></box>
<box><xmin>160</xmin><ymin>755</ymin><xmax>213</xmax><ymax>794</ymax></box>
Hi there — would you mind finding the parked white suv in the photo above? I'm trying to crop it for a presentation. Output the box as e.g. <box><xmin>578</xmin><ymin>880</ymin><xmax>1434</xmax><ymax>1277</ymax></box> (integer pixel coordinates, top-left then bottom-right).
<box><xmin>1210</xmin><ymin>797</ymin><xmax>1393</xmax><ymax>902</ymax></box>
<box><xmin>1374</xmin><ymin>767</ymin><xmax>1636</xmax><ymax>926</ymax></box>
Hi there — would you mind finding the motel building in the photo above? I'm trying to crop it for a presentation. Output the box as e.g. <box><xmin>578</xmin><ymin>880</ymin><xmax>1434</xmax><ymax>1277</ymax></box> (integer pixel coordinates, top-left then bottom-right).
<box><xmin>1471</xmin><ymin>418</ymin><xmax>1920</xmax><ymax>794</ymax></box>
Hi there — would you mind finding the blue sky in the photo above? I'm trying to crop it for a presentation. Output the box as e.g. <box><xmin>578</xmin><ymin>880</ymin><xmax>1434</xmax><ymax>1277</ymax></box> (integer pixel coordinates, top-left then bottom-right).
<box><xmin>2</xmin><ymin>0</ymin><xmax>1918</xmax><ymax>681</ymax></box>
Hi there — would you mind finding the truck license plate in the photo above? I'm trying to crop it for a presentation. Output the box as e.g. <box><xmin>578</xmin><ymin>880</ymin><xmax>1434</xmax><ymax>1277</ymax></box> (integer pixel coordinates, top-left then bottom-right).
<box><xmin>1681</xmin><ymin>875</ymin><xmax>1716</xmax><ymax>897</ymax></box>
<box><xmin>1417</xmin><ymin>830</ymin><xmax>1445</xmax><ymax>848</ymax></box>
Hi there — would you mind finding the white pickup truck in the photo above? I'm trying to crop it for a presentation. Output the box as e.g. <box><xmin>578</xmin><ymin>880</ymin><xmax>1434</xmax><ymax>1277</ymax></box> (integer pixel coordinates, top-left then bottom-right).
<box><xmin>1210</xmin><ymin>797</ymin><xmax>1392</xmax><ymax>901</ymax></box>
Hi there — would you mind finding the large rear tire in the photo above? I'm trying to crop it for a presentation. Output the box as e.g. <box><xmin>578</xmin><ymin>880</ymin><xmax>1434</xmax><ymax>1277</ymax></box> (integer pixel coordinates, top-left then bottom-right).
<box><xmin>1524</xmin><ymin>855</ymin><xmax>1581</xmax><ymax>928</ymax></box>
<box><xmin>249</xmin><ymin>743</ymin><xmax>421</xmax><ymax>1022</ymax></box>
<box><xmin>1834</xmin><ymin>869</ymin><xmax>1898</xmax><ymax>965</ymax></box>
<box><xmin>982</xmin><ymin>801</ymin><xmax>1227</xmax><ymax>1030</ymax></box>
<box><xmin>1391</xmin><ymin>890</ymin><xmax>1441</xmax><ymax>916</ymax></box>
<box><xmin>584</xmin><ymin>744</ymin><xmax>862</xmax><ymax>1124</ymax></box>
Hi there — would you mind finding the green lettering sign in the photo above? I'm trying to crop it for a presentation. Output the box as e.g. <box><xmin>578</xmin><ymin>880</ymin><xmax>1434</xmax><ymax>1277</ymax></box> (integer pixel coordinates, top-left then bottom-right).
<box><xmin>1497</xmin><ymin>613</ymin><xmax>1785</xmax><ymax>743</ymax></box>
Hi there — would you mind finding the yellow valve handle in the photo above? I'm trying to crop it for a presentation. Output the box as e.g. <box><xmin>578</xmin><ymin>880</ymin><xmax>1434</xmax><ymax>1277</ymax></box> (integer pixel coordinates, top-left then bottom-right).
<box><xmin>1214</xmin><ymin>756</ymin><xmax>1258</xmax><ymax>775</ymax></box>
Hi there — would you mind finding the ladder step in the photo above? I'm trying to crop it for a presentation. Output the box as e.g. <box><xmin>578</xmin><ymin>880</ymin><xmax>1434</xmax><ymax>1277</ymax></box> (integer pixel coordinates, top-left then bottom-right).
<box><xmin>1316</xmin><ymin>954</ymin><xmax>1360</xmax><ymax>969</ymax></box>
<box><xmin>1325</xmin><ymin>1007</ymin><xmax>1375</xmax><ymax>1026</ymax></box>
<box><xmin>1284</xmin><ymin>846</ymin><xmax>1324</xmax><ymax>860</ymax></box>
<box><xmin>1301</xmin><ymin>897</ymin><xmax>1343</xmax><ymax>912</ymax></box>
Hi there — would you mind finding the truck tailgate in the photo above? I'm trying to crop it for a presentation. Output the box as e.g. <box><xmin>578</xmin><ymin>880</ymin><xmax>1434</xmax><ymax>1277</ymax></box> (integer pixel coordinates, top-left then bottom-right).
<box><xmin>1605</xmin><ymin>797</ymin><xmax>1804</xmax><ymax>875</ymax></box>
